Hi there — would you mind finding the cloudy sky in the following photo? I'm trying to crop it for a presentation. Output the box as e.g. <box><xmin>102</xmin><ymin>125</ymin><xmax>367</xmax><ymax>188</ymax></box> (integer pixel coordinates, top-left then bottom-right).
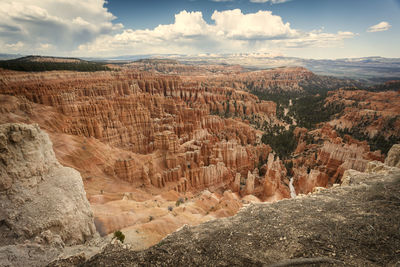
<box><xmin>1</xmin><ymin>0</ymin><xmax>399</xmax><ymax>59</ymax></box>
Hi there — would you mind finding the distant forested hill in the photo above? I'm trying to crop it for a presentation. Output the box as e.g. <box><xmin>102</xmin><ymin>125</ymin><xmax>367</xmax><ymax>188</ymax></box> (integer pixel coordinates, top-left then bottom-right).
<box><xmin>0</xmin><ymin>56</ymin><xmax>110</xmax><ymax>72</ymax></box>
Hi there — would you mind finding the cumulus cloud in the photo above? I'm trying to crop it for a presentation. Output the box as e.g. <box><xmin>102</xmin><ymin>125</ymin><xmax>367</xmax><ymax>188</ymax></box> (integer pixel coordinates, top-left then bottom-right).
<box><xmin>367</xmin><ymin>21</ymin><xmax>391</xmax><ymax>32</ymax></box>
<box><xmin>78</xmin><ymin>9</ymin><xmax>354</xmax><ymax>56</ymax></box>
<box><xmin>0</xmin><ymin>0</ymin><xmax>122</xmax><ymax>54</ymax></box>
<box><xmin>0</xmin><ymin>1</ymin><xmax>354</xmax><ymax>56</ymax></box>
<box><xmin>250</xmin><ymin>0</ymin><xmax>291</xmax><ymax>3</ymax></box>
<box><xmin>211</xmin><ymin>9</ymin><xmax>297</xmax><ymax>39</ymax></box>
<box><xmin>5</xmin><ymin>41</ymin><xmax>24</xmax><ymax>51</ymax></box>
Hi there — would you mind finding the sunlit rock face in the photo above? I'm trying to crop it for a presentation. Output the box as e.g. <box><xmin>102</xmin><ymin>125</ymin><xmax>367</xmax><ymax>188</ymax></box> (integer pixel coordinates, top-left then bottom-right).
<box><xmin>385</xmin><ymin>144</ymin><xmax>400</xmax><ymax>167</ymax></box>
<box><xmin>0</xmin><ymin>123</ymin><xmax>96</xmax><ymax>246</ymax></box>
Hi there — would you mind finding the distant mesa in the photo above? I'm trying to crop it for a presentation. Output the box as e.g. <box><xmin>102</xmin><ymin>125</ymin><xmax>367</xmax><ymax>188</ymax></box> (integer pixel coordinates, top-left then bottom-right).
<box><xmin>134</xmin><ymin>58</ymin><xmax>179</xmax><ymax>65</ymax></box>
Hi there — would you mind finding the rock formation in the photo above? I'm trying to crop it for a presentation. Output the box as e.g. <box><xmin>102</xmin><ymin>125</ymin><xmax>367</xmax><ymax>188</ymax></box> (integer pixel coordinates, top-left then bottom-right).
<box><xmin>385</xmin><ymin>144</ymin><xmax>400</xmax><ymax>167</ymax></box>
<box><xmin>0</xmin><ymin>69</ymin><xmax>273</xmax><ymax>196</ymax></box>
<box><xmin>287</xmin><ymin>88</ymin><xmax>400</xmax><ymax>194</ymax></box>
<box><xmin>79</xmin><ymin>144</ymin><xmax>400</xmax><ymax>267</ymax></box>
<box><xmin>0</xmin><ymin>63</ymin><xmax>398</xmax><ymax>251</ymax></box>
<box><xmin>0</xmin><ymin>123</ymin><xmax>96</xmax><ymax>266</ymax></box>
<box><xmin>326</xmin><ymin>89</ymin><xmax>400</xmax><ymax>143</ymax></box>
<box><xmin>262</xmin><ymin>153</ymin><xmax>290</xmax><ymax>200</ymax></box>
<box><xmin>291</xmin><ymin>124</ymin><xmax>384</xmax><ymax>194</ymax></box>
<box><xmin>0</xmin><ymin>123</ymin><xmax>96</xmax><ymax>245</ymax></box>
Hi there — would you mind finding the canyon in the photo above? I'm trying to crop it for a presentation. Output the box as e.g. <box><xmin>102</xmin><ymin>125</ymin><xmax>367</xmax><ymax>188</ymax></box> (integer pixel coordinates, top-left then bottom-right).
<box><xmin>0</xmin><ymin>58</ymin><xmax>399</xmax><ymax>266</ymax></box>
<box><xmin>79</xmin><ymin>145</ymin><xmax>400</xmax><ymax>266</ymax></box>
<box><xmin>0</xmin><ymin>65</ymin><xmax>282</xmax><ymax>251</ymax></box>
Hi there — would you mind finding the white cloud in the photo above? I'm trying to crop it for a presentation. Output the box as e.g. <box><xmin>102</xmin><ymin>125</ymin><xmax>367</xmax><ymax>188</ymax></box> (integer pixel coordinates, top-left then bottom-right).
<box><xmin>211</xmin><ymin>9</ymin><xmax>297</xmax><ymax>39</ymax></box>
<box><xmin>250</xmin><ymin>0</ymin><xmax>291</xmax><ymax>3</ymax></box>
<box><xmin>39</xmin><ymin>43</ymin><xmax>53</xmax><ymax>50</ymax></box>
<box><xmin>367</xmin><ymin>21</ymin><xmax>391</xmax><ymax>32</ymax></box>
<box><xmin>5</xmin><ymin>41</ymin><xmax>24</xmax><ymax>51</ymax></box>
<box><xmin>0</xmin><ymin>1</ymin><xmax>355</xmax><ymax>57</ymax></box>
<box><xmin>0</xmin><ymin>0</ymin><xmax>122</xmax><ymax>54</ymax></box>
<box><xmin>271</xmin><ymin>30</ymin><xmax>355</xmax><ymax>48</ymax></box>
<box><xmin>78</xmin><ymin>9</ymin><xmax>354</xmax><ymax>56</ymax></box>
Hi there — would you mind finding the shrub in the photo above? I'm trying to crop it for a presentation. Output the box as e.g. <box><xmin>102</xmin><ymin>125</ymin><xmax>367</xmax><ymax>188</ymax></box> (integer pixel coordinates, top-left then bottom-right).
<box><xmin>175</xmin><ymin>197</ymin><xmax>184</xmax><ymax>207</ymax></box>
<box><xmin>113</xmin><ymin>230</ymin><xmax>125</xmax><ymax>243</ymax></box>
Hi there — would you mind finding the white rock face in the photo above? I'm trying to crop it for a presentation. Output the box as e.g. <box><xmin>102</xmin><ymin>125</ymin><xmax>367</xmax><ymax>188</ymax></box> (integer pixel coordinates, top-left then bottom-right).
<box><xmin>341</xmin><ymin>169</ymin><xmax>365</xmax><ymax>186</ymax></box>
<box><xmin>0</xmin><ymin>123</ymin><xmax>96</xmax><ymax>246</ymax></box>
<box><xmin>342</xmin><ymin>144</ymin><xmax>400</xmax><ymax>187</ymax></box>
<box><xmin>385</xmin><ymin>144</ymin><xmax>400</xmax><ymax>168</ymax></box>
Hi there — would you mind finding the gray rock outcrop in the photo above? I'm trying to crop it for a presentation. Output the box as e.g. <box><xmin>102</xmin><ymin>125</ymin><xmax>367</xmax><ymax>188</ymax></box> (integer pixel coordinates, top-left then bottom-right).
<box><xmin>342</xmin><ymin>144</ymin><xmax>400</xmax><ymax>186</ymax></box>
<box><xmin>0</xmin><ymin>123</ymin><xmax>96</xmax><ymax>265</ymax></box>
<box><xmin>385</xmin><ymin>143</ymin><xmax>400</xmax><ymax>168</ymax></box>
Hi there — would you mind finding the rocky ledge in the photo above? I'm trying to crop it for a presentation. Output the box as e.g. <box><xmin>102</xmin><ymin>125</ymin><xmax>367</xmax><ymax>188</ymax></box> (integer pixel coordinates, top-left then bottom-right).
<box><xmin>78</xmin><ymin>145</ymin><xmax>400</xmax><ymax>267</ymax></box>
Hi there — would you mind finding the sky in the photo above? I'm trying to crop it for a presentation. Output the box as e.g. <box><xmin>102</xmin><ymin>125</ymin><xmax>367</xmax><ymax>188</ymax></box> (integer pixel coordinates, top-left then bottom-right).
<box><xmin>0</xmin><ymin>0</ymin><xmax>399</xmax><ymax>59</ymax></box>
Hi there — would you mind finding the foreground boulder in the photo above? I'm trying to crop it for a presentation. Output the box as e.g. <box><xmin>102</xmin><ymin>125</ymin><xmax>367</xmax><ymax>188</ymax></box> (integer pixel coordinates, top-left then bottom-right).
<box><xmin>0</xmin><ymin>123</ymin><xmax>96</xmax><ymax>265</ymax></box>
